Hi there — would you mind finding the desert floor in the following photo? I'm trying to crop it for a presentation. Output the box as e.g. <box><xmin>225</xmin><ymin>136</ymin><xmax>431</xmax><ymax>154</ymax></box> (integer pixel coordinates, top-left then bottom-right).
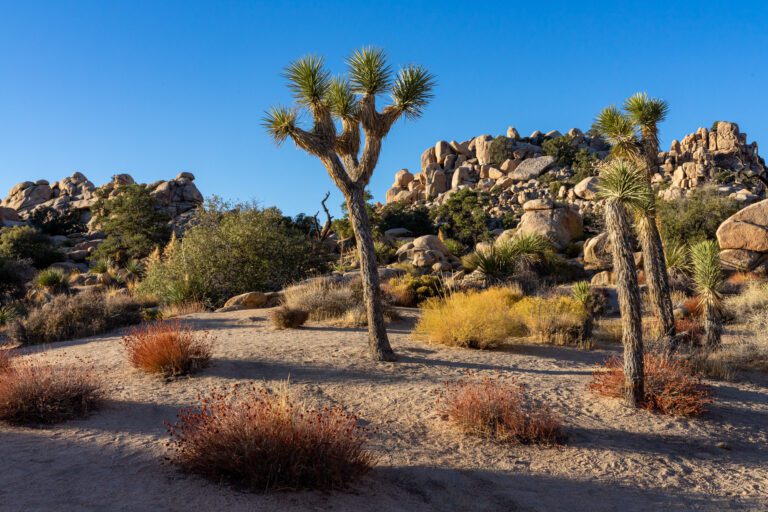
<box><xmin>1</xmin><ymin>308</ymin><xmax>767</xmax><ymax>512</ymax></box>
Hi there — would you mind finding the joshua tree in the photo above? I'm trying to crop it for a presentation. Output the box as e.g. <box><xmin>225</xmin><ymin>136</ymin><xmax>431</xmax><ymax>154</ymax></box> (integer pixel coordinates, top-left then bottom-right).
<box><xmin>264</xmin><ymin>48</ymin><xmax>435</xmax><ymax>362</ymax></box>
<box><xmin>595</xmin><ymin>97</ymin><xmax>676</xmax><ymax>348</ymax></box>
<box><xmin>597</xmin><ymin>159</ymin><xmax>651</xmax><ymax>407</ymax></box>
<box><xmin>690</xmin><ymin>240</ymin><xmax>724</xmax><ymax>348</ymax></box>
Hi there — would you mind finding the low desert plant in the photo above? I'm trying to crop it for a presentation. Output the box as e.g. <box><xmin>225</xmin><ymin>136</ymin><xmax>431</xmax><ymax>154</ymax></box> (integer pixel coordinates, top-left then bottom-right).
<box><xmin>414</xmin><ymin>287</ymin><xmax>523</xmax><ymax>349</ymax></box>
<box><xmin>159</xmin><ymin>301</ymin><xmax>207</xmax><ymax>319</ymax></box>
<box><xmin>269</xmin><ymin>306</ymin><xmax>309</xmax><ymax>329</ymax></box>
<box><xmin>382</xmin><ymin>274</ymin><xmax>443</xmax><ymax>307</ymax></box>
<box><xmin>122</xmin><ymin>320</ymin><xmax>212</xmax><ymax>377</ymax></box>
<box><xmin>589</xmin><ymin>355</ymin><xmax>712</xmax><ymax>416</ymax></box>
<box><xmin>166</xmin><ymin>382</ymin><xmax>374</xmax><ymax>491</ymax></box>
<box><xmin>675</xmin><ymin>317</ymin><xmax>704</xmax><ymax>345</ymax></box>
<box><xmin>34</xmin><ymin>268</ymin><xmax>69</xmax><ymax>293</ymax></box>
<box><xmin>439</xmin><ymin>375</ymin><xmax>563</xmax><ymax>445</ymax></box>
<box><xmin>89</xmin><ymin>258</ymin><xmax>111</xmax><ymax>274</ymax></box>
<box><xmin>511</xmin><ymin>295</ymin><xmax>588</xmax><ymax>346</ymax></box>
<box><xmin>0</xmin><ymin>356</ymin><xmax>102</xmax><ymax>425</ymax></box>
<box><xmin>8</xmin><ymin>292</ymin><xmax>143</xmax><ymax>345</ymax></box>
<box><xmin>725</xmin><ymin>281</ymin><xmax>768</xmax><ymax>323</ymax></box>
<box><xmin>0</xmin><ymin>304</ymin><xmax>19</xmax><ymax>326</ymax></box>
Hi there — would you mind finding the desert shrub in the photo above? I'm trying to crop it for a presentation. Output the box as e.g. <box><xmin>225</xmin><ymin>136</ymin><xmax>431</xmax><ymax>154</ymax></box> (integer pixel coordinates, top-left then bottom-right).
<box><xmin>0</xmin><ymin>357</ymin><xmax>102</xmax><ymax>425</ymax></box>
<box><xmin>487</xmin><ymin>136</ymin><xmax>516</xmax><ymax>165</ymax></box>
<box><xmin>34</xmin><ymin>268</ymin><xmax>69</xmax><ymax>293</ymax></box>
<box><xmin>159</xmin><ymin>301</ymin><xmax>206</xmax><ymax>319</ymax></box>
<box><xmin>465</xmin><ymin>234</ymin><xmax>558</xmax><ymax>283</ymax></box>
<box><xmin>89</xmin><ymin>258</ymin><xmax>111</xmax><ymax>274</ymax></box>
<box><xmin>439</xmin><ymin>376</ymin><xmax>563</xmax><ymax>445</ymax></box>
<box><xmin>0</xmin><ymin>256</ymin><xmax>34</xmax><ymax>303</ymax></box>
<box><xmin>373</xmin><ymin>240</ymin><xmax>396</xmax><ymax>264</ymax></box>
<box><xmin>382</xmin><ymin>274</ymin><xmax>443</xmax><ymax>307</ymax></box>
<box><xmin>430</xmin><ymin>188</ymin><xmax>491</xmax><ymax>246</ymax></box>
<box><xmin>441</xmin><ymin>237</ymin><xmax>466</xmax><ymax>256</ymax></box>
<box><xmin>90</xmin><ymin>184</ymin><xmax>171</xmax><ymax>265</ymax></box>
<box><xmin>511</xmin><ymin>296</ymin><xmax>588</xmax><ymax>346</ymax></box>
<box><xmin>123</xmin><ymin>320</ymin><xmax>212</xmax><ymax>378</ymax></box>
<box><xmin>675</xmin><ymin>317</ymin><xmax>704</xmax><ymax>345</ymax></box>
<box><xmin>8</xmin><ymin>292</ymin><xmax>144</xmax><ymax>345</ymax></box>
<box><xmin>682</xmin><ymin>296</ymin><xmax>703</xmax><ymax>318</ymax></box>
<box><xmin>0</xmin><ymin>304</ymin><xmax>19</xmax><ymax>326</ymax></box>
<box><xmin>414</xmin><ymin>287</ymin><xmax>523</xmax><ymax>349</ymax></box>
<box><xmin>270</xmin><ymin>306</ymin><xmax>309</xmax><ymax>329</ymax></box>
<box><xmin>283</xmin><ymin>277</ymin><xmax>397</xmax><ymax>327</ymax></box>
<box><xmin>589</xmin><ymin>355</ymin><xmax>712</xmax><ymax>416</ymax></box>
<box><xmin>724</xmin><ymin>281</ymin><xmax>768</xmax><ymax>324</ymax></box>
<box><xmin>0</xmin><ymin>226</ymin><xmax>63</xmax><ymax>269</ymax></box>
<box><xmin>138</xmin><ymin>201</ymin><xmax>327</xmax><ymax>308</ymax></box>
<box><xmin>377</xmin><ymin>203</ymin><xmax>434</xmax><ymax>236</ymax></box>
<box><xmin>28</xmin><ymin>205</ymin><xmax>85</xmax><ymax>235</ymax></box>
<box><xmin>167</xmin><ymin>382</ymin><xmax>374</xmax><ymax>491</ymax></box>
<box><xmin>657</xmin><ymin>187</ymin><xmax>741</xmax><ymax>246</ymax></box>
<box><xmin>542</xmin><ymin>135</ymin><xmax>577</xmax><ymax>167</ymax></box>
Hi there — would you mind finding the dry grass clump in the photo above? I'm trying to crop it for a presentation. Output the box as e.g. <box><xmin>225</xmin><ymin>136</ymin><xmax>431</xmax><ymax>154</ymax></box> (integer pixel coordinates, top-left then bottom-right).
<box><xmin>725</xmin><ymin>281</ymin><xmax>768</xmax><ymax>322</ymax></box>
<box><xmin>167</xmin><ymin>382</ymin><xmax>374</xmax><ymax>491</ymax></box>
<box><xmin>123</xmin><ymin>320</ymin><xmax>212</xmax><ymax>378</ymax></box>
<box><xmin>381</xmin><ymin>274</ymin><xmax>443</xmax><ymax>307</ymax></box>
<box><xmin>589</xmin><ymin>355</ymin><xmax>712</xmax><ymax>416</ymax></box>
<box><xmin>0</xmin><ymin>355</ymin><xmax>102</xmax><ymax>425</ymax></box>
<box><xmin>439</xmin><ymin>375</ymin><xmax>563</xmax><ymax>445</ymax></box>
<box><xmin>511</xmin><ymin>296</ymin><xmax>588</xmax><ymax>346</ymax></box>
<box><xmin>160</xmin><ymin>301</ymin><xmax>207</xmax><ymax>319</ymax></box>
<box><xmin>8</xmin><ymin>292</ymin><xmax>144</xmax><ymax>345</ymax></box>
<box><xmin>269</xmin><ymin>306</ymin><xmax>309</xmax><ymax>329</ymax></box>
<box><xmin>689</xmin><ymin>340</ymin><xmax>768</xmax><ymax>380</ymax></box>
<box><xmin>414</xmin><ymin>287</ymin><xmax>523</xmax><ymax>349</ymax></box>
<box><xmin>283</xmin><ymin>277</ymin><xmax>397</xmax><ymax>327</ymax></box>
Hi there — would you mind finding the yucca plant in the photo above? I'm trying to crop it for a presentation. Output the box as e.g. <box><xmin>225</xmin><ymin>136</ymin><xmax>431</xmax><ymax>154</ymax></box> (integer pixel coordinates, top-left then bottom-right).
<box><xmin>690</xmin><ymin>241</ymin><xmax>724</xmax><ymax>348</ymax></box>
<box><xmin>470</xmin><ymin>234</ymin><xmax>554</xmax><ymax>284</ymax></box>
<box><xmin>597</xmin><ymin>159</ymin><xmax>652</xmax><ymax>406</ymax></box>
<box><xmin>571</xmin><ymin>281</ymin><xmax>594</xmax><ymax>341</ymax></box>
<box><xmin>264</xmin><ymin>48</ymin><xmax>436</xmax><ymax>362</ymax></box>
<box><xmin>34</xmin><ymin>268</ymin><xmax>69</xmax><ymax>294</ymax></box>
<box><xmin>0</xmin><ymin>305</ymin><xmax>19</xmax><ymax>326</ymax></box>
<box><xmin>90</xmin><ymin>258</ymin><xmax>110</xmax><ymax>274</ymax></box>
<box><xmin>595</xmin><ymin>94</ymin><xmax>676</xmax><ymax>349</ymax></box>
<box><xmin>125</xmin><ymin>259</ymin><xmax>146</xmax><ymax>278</ymax></box>
<box><xmin>665</xmin><ymin>242</ymin><xmax>691</xmax><ymax>292</ymax></box>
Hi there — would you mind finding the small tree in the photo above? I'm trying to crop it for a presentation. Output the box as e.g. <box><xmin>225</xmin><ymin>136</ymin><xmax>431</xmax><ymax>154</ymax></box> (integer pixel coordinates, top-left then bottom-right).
<box><xmin>264</xmin><ymin>48</ymin><xmax>435</xmax><ymax>362</ymax></box>
<box><xmin>597</xmin><ymin>159</ymin><xmax>651</xmax><ymax>407</ymax></box>
<box><xmin>90</xmin><ymin>184</ymin><xmax>170</xmax><ymax>265</ymax></box>
<box><xmin>690</xmin><ymin>241</ymin><xmax>724</xmax><ymax>349</ymax></box>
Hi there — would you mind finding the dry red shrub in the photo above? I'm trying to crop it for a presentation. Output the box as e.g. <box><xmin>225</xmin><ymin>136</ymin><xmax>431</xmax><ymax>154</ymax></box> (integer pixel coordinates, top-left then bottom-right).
<box><xmin>589</xmin><ymin>355</ymin><xmax>713</xmax><ymax>416</ymax></box>
<box><xmin>682</xmin><ymin>296</ymin><xmax>703</xmax><ymax>319</ymax></box>
<box><xmin>0</xmin><ymin>355</ymin><xmax>102</xmax><ymax>425</ymax></box>
<box><xmin>166</xmin><ymin>382</ymin><xmax>374</xmax><ymax>491</ymax></box>
<box><xmin>675</xmin><ymin>317</ymin><xmax>704</xmax><ymax>345</ymax></box>
<box><xmin>439</xmin><ymin>376</ymin><xmax>563</xmax><ymax>445</ymax></box>
<box><xmin>123</xmin><ymin>320</ymin><xmax>212</xmax><ymax>378</ymax></box>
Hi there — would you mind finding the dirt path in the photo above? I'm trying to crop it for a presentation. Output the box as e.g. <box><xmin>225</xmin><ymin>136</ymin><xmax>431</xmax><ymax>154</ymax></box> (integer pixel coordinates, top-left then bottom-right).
<box><xmin>1</xmin><ymin>309</ymin><xmax>766</xmax><ymax>511</ymax></box>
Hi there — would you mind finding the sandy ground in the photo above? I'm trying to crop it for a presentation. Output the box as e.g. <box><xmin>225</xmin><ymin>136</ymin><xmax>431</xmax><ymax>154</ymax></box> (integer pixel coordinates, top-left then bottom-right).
<box><xmin>1</xmin><ymin>309</ymin><xmax>767</xmax><ymax>512</ymax></box>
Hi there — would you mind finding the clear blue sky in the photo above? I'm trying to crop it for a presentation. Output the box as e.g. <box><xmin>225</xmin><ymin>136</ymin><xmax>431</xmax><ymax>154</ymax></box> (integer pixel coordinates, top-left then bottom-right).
<box><xmin>0</xmin><ymin>1</ymin><xmax>766</xmax><ymax>216</ymax></box>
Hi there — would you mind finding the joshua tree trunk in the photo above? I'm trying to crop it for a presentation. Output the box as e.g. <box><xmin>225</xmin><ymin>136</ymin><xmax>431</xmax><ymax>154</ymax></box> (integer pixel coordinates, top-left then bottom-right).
<box><xmin>346</xmin><ymin>186</ymin><xmax>396</xmax><ymax>361</ymax></box>
<box><xmin>703</xmin><ymin>301</ymin><xmax>723</xmax><ymax>349</ymax></box>
<box><xmin>605</xmin><ymin>200</ymin><xmax>645</xmax><ymax>407</ymax></box>
<box><xmin>637</xmin><ymin>215</ymin><xmax>676</xmax><ymax>345</ymax></box>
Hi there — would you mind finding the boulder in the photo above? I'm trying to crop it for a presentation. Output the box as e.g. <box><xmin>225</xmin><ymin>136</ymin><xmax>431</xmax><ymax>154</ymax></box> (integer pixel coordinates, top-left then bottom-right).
<box><xmin>716</xmin><ymin>199</ymin><xmax>768</xmax><ymax>253</ymax></box>
<box><xmin>394</xmin><ymin>169</ymin><xmax>414</xmax><ymax>188</ymax></box>
<box><xmin>719</xmin><ymin>249</ymin><xmax>765</xmax><ymax>271</ymax></box>
<box><xmin>574</xmin><ymin>177</ymin><xmax>600</xmax><ymax>200</ymax></box>
<box><xmin>434</xmin><ymin>141</ymin><xmax>454</xmax><ymax>165</ymax></box>
<box><xmin>509</xmin><ymin>156</ymin><xmax>556</xmax><ymax>181</ymax></box>
<box><xmin>474</xmin><ymin>135</ymin><xmax>493</xmax><ymax>165</ymax></box>
<box><xmin>421</xmin><ymin>147</ymin><xmax>437</xmax><ymax>172</ymax></box>
<box><xmin>219</xmin><ymin>291</ymin><xmax>268</xmax><ymax>311</ymax></box>
<box><xmin>506</xmin><ymin>127</ymin><xmax>520</xmax><ymax>140</ymax></box>
<box><xmin>583</xmin><ymin>233</ymin><xmax>612</xmax><ymax>270</ymax></box>
<box><xmin>517</xmin><ymin>203</ymin><xmax>583</xmax><ymax>250</ymax></box>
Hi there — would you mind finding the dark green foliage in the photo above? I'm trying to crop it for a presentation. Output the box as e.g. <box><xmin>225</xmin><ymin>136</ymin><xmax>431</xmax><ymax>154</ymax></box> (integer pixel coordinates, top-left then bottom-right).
<box><xmin>0</xmin><ymin>256</ymin><xmax>33</xmax><ymax>303</ymax></box>
<box><xmin>488</xmin><ymin>136</ymin><xmax>516</xmax><ymax>165</ymax></box>
<box><xmin>431</xmin><ymin>189</ymin><xmax>491</xmax><ymax>246</ymax></box>
<box><xmin>333</xmin><ymin>189</ymin><xmax>379</xmax><ymax>239</ymax></box>
<box><xmin>542</xmin><ymin>136</ymin><xmax>577</xmax><ymax>167</ymax></box>
<box><xmin>377</xmin><ymin>203</ymin><xmax>434</xmax><ymax>236</ymax></box>
<box><xmin>571</xmin><ymin>149</ymin><xmax>599</xmax><ymax>183</ymax></box>
<box><xmin>0</xmin><ymin>226</ymin><xmax>63</xmax><ymax>269</ymax></box>
<box><xmin>28</xmin><ymin>206</ymin><xmax>85</xmax><ymax>236</ymax></box>
<box><xmin>90</xmin><ymin>184</ymin><xmax>171</xmax><ymax>265</ymax></box>
<box><xmin>138</xmin><ymin>201</ymin><xmax>328</xmax><ymax>308</ymax></box>
<box><xmin>657</xmin><ymin>187</ymin><xmax>742</xmax><ymax>246</ymax></box>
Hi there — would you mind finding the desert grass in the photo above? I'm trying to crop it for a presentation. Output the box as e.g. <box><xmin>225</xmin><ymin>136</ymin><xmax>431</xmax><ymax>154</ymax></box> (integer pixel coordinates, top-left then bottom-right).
<box><xmin>166</xmin><ymin>381</ymin><xmax>374</xmax><ymax>491</ymax></box>
<box><xmin>160</xmin><ymin>301</ymin><xmax>207</xmax><ymax>319</ymax></box>
<box><xmin>510</xmin><ymin>296</ymin><xmax>588</xmax><ymax>347</ymax></box>
<box><xmin>439</xmin><ymin>375</ymin><xmax>563</xmax><ymax>445</ymax></box>
<box><xmin>269</xmin><ymin>306</ymin><xmax>309</xmax><ymax>329</ymax></box>
<box><xmin>122</xmin><ymin>320</ymin><xmax>212</xmax><ymax>378</ymax></box>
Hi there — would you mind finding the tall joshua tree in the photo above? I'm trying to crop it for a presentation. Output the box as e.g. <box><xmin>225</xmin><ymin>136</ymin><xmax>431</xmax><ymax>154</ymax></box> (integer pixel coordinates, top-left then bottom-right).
<box><xmin>690</xmin><ymin>240</ymin><xmax>724</xmax><ymax>349</ymax></box>
<box><xmin>264</xmin><ymin>48</ymin><xmax>435</xmax><ymax>362</ymax></box>
<box><xmin>597</xmin><ymin>159</ymin><xmax>651</xmax><ymax>407</ymax></box>
<box><xmin>595</xmin><ymin>97</ymin><xmax>676</xmax><ymax>348</ymax></box>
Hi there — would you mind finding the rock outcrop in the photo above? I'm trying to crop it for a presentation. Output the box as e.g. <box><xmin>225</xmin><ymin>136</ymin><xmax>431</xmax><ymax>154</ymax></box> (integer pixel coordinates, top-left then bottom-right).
<box><xmin>395</xmin><ymin>234</ymin><xmax>461</xmax><ymax>272</ymax></box>
<box><xmin>717</xmin><ymin>198</ymin><xmax>768</xmax><ymax>270</ymax></box>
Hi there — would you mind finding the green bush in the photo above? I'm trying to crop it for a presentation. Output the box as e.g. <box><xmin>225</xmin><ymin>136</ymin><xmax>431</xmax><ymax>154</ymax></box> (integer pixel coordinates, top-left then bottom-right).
<box><xmin>0</xmin><ymin>226</ymin><xmax>63</xmax><ymax>269</ymax></box>
<box><xmin>464</xmin><ymin>234</ymin><xmax>557</xmax><ymax>283</ymax></box>
<box><xmin>7</xmin><ymin>291</ymin><xmax>144</xmax><ymax>345</ymax></box>
<box><xmin>431</xmin><ymin>189</ymin><xmax>491</xmax><ymax>246</ymax></box>
<box><xmin>138</xmin><ymin>201</ymin><xmax>328</xmax><ymax>307</ymax></box>
<box><xmin>34</xmin><ymin>268</ymin><xmax>69</xmax><ymax>293</ymax></box>
<box><xmin>383</xmin><ymin>274</ymin><xmax>443</xmax><ymax>306</ymax></box>
<box><xmin>488</xmin><ymin>136</ymin><xmax>516</xmax><ymax>165</ymax></box>
<box><xmin>90</xmin><ymin>184</ymin><xmax>171</xmax><ymax>265</ymax></box>
<box><xmin>28</xmin><ymin>206</ymin><xmax>85</xmax><ymax>236</ymax></box>
<box><xmin>0</xmin><ymin>257</ymin><xmax>33</xmax><ymax>303</ymax></box>
<box><xmin>377</xmin><ymin>203</ymin><xmax>434</xmax><ymax>236</ymax></box>
<box><xmin>542</xmin><ymin>136</ymin><xmax>577</xmax><ymax>167</ymax></box>
<box><xmin>657</xmin><ymin>187</ymin><xmax>742</xmax><ymax>246</ymax></box>
<box><xmin>570</xmin><ymin>149</ymin><xmax>599</xmax><ymax>183</ymax></box>
<box><xmin>374</xmin><ymin>241</ymin><xmax>396</xmax><ymax>264</ymax></box>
